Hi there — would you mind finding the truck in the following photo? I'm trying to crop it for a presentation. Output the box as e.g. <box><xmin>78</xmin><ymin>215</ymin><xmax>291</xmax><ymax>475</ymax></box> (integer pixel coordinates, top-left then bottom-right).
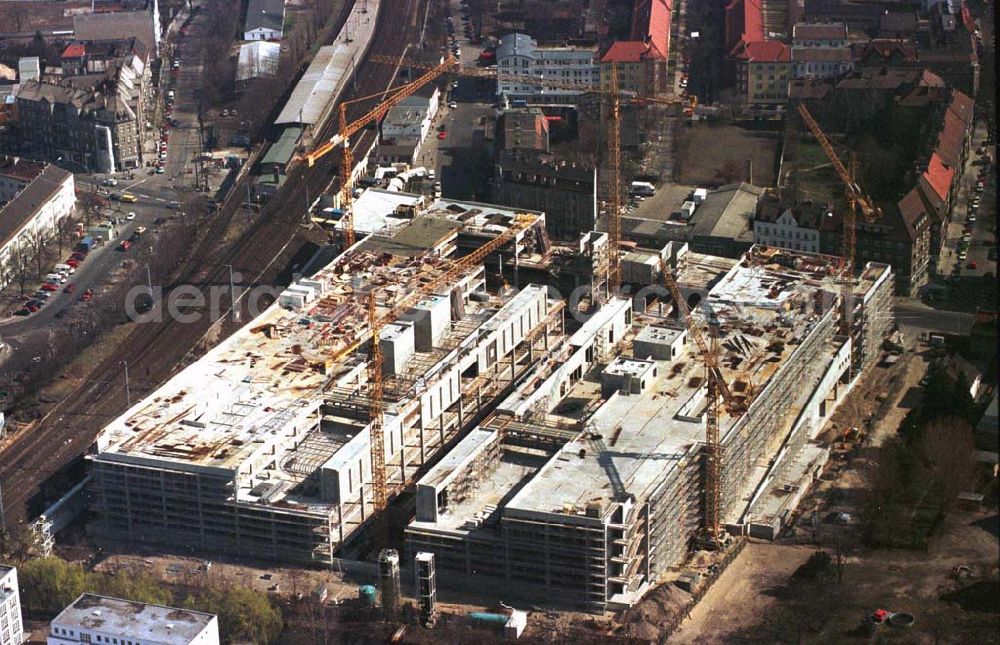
<box><xmin>77</xmin><ymin>236</ymin><xmax>95</xmax><ymax>252</ymax></box>
<box><xmin>629</xmin><ymin>181</ymin><xmax>656</xmax><ymax>196</ymax></box>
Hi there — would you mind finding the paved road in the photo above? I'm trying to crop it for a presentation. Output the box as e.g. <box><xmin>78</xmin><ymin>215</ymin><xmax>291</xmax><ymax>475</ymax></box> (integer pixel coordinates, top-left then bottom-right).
<box><xmin>893</xmin><ymin>298</ymin><xmax>975</xmax><ymax>337</ymax></box>
<box><xmin>0</xmin><ymin>4</ymin><xmax>208</xmax><ymax>336</ymax></box>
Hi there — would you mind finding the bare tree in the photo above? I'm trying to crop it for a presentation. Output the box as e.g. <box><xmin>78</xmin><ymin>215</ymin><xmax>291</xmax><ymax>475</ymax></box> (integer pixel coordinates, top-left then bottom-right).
<box><xmin>27</xmin><ymin>229</ymin><xmax>49</xmax><ymax>278</ymax></box>
<box><xmin>54</xmin><ymin>216</ymin><xmax>78</xmax><ymax>257</ymax></box>
<box><xmin>918</xmin><ymin>417</ymin><xmax>975</xmax><ymax>508</ymax></box>
<box><xmin>9</xmin><ymin>242</ymin><xmax>35</xmax><ymax>296</ymax></box>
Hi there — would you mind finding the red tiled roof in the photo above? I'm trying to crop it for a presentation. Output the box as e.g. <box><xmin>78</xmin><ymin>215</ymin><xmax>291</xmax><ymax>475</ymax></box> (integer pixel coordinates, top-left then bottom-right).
<box><xmin>854</xmin><ymin>39</ymin><xmax>919</xmax><ymax>63</ymax></box>
<box><xmin>738</xmin><ymin>40</ymin><xmax>791</xmax><ymax>62</ymax></box>
<box><xmin>897</xmin><ymin>186</ymin><xmax>928</xmax><ymax>241</ymax></box>
<box><xmin>791</xmin><ymin>46</ymin><xmax>852</xmax><ymax>62</ymax></box>
<box><xmin>61</xmin><ymin>43</ymin><xmax>86</xmax><ymax>59</ymax></box>
<box><xmin>630</xmin><ymin>0</ymin><xmax>671</xmax><ymax>60</ymax></box>
<box><xmin>919</xmin><ymin>69</ymin><xmax>945</xmax><ymax>87</ymax></box>
<box><xmin>922</xmin><ymin>152</ymin><xmax>953</xmax><ymax>202</ymax></box>
<box><xmin>949</xmin><ymin>89</ymin><xmax>974</xmax><ymax>125</ymax></box>
<box><xmin>726</xmin><ymin>0</ymin><xmax>764</xmax><ymax>56</ymax></box>
<box><xmin>793</xmin><ymin>23</ymin><xmax>847</xmax><ymax>41</ymax></box>
<box><xmin>601</xmin><ymin>41</ymin><xmax>651</xmax><ymax>63</ymax></box>
<box><xmin>936</xmin><ymin>110</ymin><xmax>966</xmax><ymax>167</ymax></box>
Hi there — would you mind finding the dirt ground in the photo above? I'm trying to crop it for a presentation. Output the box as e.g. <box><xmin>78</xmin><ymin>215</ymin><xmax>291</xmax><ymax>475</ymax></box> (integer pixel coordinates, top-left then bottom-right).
<box><xmin>673</xmin><ymin>511</ymin><xmax>998</xmax><ymax>643</ymax></box>
<box><xmin>674</xmin><ymin>121</ymin><xmax>780</xmax><ymax>187</ymax></box>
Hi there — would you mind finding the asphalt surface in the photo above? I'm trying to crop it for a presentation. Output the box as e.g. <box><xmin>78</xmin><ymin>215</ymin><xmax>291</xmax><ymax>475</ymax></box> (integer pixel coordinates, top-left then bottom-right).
<box><xmin>0</xmin><ymin>0</ymin><xmax>430</xmax><ymax>526</ymax></box>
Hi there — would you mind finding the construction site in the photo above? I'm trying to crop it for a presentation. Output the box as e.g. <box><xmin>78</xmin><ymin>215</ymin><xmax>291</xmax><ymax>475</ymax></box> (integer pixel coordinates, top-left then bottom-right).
<box><xmin>87</xmin><ymin>175</ymin><xmax>894</xmax><ymax>610</ymax></box>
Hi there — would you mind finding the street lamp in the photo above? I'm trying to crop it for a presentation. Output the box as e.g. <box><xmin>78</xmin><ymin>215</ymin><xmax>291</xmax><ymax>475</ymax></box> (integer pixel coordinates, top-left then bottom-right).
<box><xmin>223</xmin><ymin>264</ymin><xmax>239</xmax><ymax>322</ymax></box>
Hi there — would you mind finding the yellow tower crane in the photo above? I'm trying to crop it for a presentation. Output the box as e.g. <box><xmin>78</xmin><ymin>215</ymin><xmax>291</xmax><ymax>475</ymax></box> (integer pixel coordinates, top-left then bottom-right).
<box><xmin>797</xmin><ymin>104</ymin><xmax>881</xmax><ymax>334</ymax></box>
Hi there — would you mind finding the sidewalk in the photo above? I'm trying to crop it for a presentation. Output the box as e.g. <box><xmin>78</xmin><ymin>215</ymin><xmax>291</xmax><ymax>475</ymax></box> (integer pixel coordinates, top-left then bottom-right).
<box><xmin>934</xmin><ymin>119</ymin><xmax>990</xmax><ymax>279</ymax></box>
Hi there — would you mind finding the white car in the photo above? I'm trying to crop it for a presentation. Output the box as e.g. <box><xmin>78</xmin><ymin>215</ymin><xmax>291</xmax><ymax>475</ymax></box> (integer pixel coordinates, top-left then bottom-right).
<box><xmin>448</xmin><ymin>101</ymin><xmax>458</xmax><ymax>109</ymax></box>
<box><xmin>126</xmin><ymin>211</ymin><xmax>136</xmax><ymax>220</ymax></box>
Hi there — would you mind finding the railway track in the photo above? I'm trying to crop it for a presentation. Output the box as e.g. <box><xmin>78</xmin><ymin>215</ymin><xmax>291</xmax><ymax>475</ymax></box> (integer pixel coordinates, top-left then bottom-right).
<box><xmin>0</xmin><ymin>0</ymin><xmax>430</xmax><ymax>526</ymax></box>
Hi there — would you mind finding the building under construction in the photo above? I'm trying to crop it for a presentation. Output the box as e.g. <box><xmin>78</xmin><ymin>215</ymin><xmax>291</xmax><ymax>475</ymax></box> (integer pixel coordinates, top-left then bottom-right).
<box><xmin>405</xmin><ymin>245</ymin><xmax>893</xmax><ymax>611</ymax></box>
<box><xmin>87</xmin><ymin>191</ymin><xmax>893</xmax><ymax>608</ymax></box>
<box><xmin>89</xmin><ymin>198</ymin><xmax>575</xmax><ymax>565</ymax></box>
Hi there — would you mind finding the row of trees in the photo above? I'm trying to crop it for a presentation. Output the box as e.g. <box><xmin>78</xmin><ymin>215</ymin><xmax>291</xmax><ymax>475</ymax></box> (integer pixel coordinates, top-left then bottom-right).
<box><xmin>861</xmin><ymin>363</ymin><xmax>979</xmax><ymax>547</ymax></box>
<box><xmin>0</xmin><ymin>215</ymin><xmax>79</xmax><ymax>297</ymax></box>
<box><xmin>17</xmin><ymin>557</ymin><xmax>283</xmax><ymax>644</ymax></box>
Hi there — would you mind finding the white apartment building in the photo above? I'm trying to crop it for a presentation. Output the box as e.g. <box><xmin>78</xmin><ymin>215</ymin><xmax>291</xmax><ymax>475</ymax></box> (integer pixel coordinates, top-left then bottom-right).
<box><xmin>753</xmin><ymin>204</ymin><xmax>829</xmax><ymax>253</ymax></box>
<box><xmin>48</xmin><ymin>594</ymin><xmax>219</xmax><ymax>645</ymax></box>
<box><xmin>496</xmin><ymin>33</ymin><xmax>598</xmax><ymax>100</ymax></box>
<box><xmin>0</xmin><ymin>158</ymin><xmax>76</xmax><ymax>291</ymax></box>
<box><xmin>0</xmin><ymin>566</ymin><xmax>24</xmax><ymax>645</ymax></box>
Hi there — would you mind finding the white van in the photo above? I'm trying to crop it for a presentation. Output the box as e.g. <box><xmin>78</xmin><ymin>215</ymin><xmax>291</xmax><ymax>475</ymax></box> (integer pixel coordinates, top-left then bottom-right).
<box><xmin>54</xmin><ymin>263</ymin><xmax>75</xmax><ymax>274</ymax></box>
<box><xmin>630</xmin><ymin>181</ymin><xmax>656</xmax><ymax>197</ymax></box>
<box><xmin>428</xmin><ymin>169</ymin><xmax>436</xmax><ymax>181</ymax></box>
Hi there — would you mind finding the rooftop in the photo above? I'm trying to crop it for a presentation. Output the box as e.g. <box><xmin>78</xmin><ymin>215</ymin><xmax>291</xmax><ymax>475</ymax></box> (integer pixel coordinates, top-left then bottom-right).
<box><xmin>507</xmin><ymin>249</ymin><xmax>846</xmax><ymax>517</ymax></box>
<box><xmin>52</xmin><ymin>594</ymin><xmax>216</xmax><ymax>644</ymax></box>
<box><xmin>1</xmin><ymin>161</ymin><xmax>73</xmax><ymax>248</ymax></box>
<box><xmin>792</xmin><ymin>22</ymin><xmax>847</xmax><ymax>41</ymax></box>
<box><xmin>95</xmin><ymin>198</ymin><xmax>545</xmax><ymax>513</ymax></box>
<box><xmin>245</xmin><ymin>0</ymin><xmax>286</xmax><ymax>34</ymax></box>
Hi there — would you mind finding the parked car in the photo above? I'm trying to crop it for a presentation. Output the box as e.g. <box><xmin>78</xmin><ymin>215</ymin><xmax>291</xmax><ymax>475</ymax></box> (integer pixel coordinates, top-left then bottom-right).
<box><xmin>41</xmin><ymin>283</ymin><xmax>59</xmax><ymax>292</ymax></box>
<box><xmin>13</xmin><ymin>308</ymin><xmax>30</xmax><ymax>316</ymax></box>
<box><xmin>437</xmin><ymin>131</ymin><xmax>447</xmax><ymax>140</ymax></box>
<box><xmin>63</xmin><ymin>283</ymin><xmax>77</xmax><ymax>294</ymax></box>
<box><xmin>126</xmin><ymin>211</ymin><xmax>136</xmax><ymax>220</ymax></box>
<box><xmin>81</xmin><ymin>289</ymin><xmax>95</xmax><ymax>302</ymax></box>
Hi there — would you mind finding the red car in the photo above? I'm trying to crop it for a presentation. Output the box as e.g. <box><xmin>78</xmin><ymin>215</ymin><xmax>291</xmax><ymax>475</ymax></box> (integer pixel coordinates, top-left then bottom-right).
<box><xmin>41</xmin><ymin>283</ymin><xmax>59</xmax><ymax>292</ymax></box>
<box><xmin>968</xmin><ymin>260</ymin><xmax>977</xmax><ymax>269</ymax></box>
<box><xmin>63</xmin><ymin>283</ymin><xmax>77</xmax><ymax>294</ymax></box>
<box><xmin>119</xmin><ymin>240</ymin><xmax>131</xmax><ymax>251</ymax></box>
<box><xmin>81</xmin><ymin>289</ymin><xmax>94</xmax><ymax>302</ymax></box>
<box><xmin>437</xmin><ymin>131</ymin><xmax>447</xmax><ymax>140</ymax></box>
<box><xmin>67</xmin><ymin>259</ymin><xmax>81</xmax><ymax>268</ymax></box>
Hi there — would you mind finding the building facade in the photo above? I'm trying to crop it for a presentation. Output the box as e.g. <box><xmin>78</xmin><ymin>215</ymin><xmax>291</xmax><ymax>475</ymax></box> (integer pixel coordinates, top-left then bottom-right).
<box><xmin>734</xmin><ymin>41</ymin><xmax>792</xmax><ymax>103</ymax></box>
<box><xmin>0</xmin><ymin>566</ymin><xmax>24</xmax><ymax>645</ymax></box>
<box><xmin>753</xmin><ymin>199</ymin><xmax>832</xmax><ymax>253</ymax></box>
<box><xmin>791</xmin><ymin>22</ymin><xmax>853</xmax><ymax>79</ymax></box>
<box><xmin>497</xmin><ymin>33</ymin><xmax>598</xmax><ymax>100</ymax></box>
<box><xmin>0</xmin><ymin>158</ymin><xmax>76</xmax><ymax>292</ymax></box>
<box><xmin>48</xmin><ymin>594</ymin><xmax>218</xmax><ymax>645</ymax></box>
<box><xmin>15</xmin><ymin>80</ymin><xmax>140</xmax><ymax>172</ymax></box>
<box><xmin>494</xmin><ymin>150</ymin><xmax>596</xmax><ymax>240</ymax></box>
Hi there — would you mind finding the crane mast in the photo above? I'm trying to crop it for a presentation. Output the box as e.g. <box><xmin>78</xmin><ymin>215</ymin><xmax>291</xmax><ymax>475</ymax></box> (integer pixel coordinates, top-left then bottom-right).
<box><xmin>797</xmin><ymin>104</ymin><xmax>880</xmax><ymax>336</ymax></box>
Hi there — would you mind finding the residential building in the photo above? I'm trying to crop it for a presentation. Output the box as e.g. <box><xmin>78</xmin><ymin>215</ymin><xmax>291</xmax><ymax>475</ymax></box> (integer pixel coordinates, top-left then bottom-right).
<box><xmin>734</xmin><ymin>40</ymin><xmax>792</xmax><ymax>103</ymax></box>
<box><xmin>16</xmin><ymin>79</ymin><xmax>141</xmax><ymax>172</ymax></box>
<box><xmin>236</xmin><ymin>41</ymin><xmax>282</xmax><ymax>92</ymax></box>
<box><xmin>792</xmin><ymin>22</ymin><xmax>849</xmax><ymax>48</ymax></box>
<box><xmin>0</xmin><ymin>565</ymin><xmax>24</xmax><ymax>645</ymax></box>
<box><xmin>496</xmin><ymin>33</ymin><xmax>598</xmax><ymax>101</ymax></box>
<box><xmin>599</xmin><ymin>0</ymin><xmax>671</xmax><ymax>97</ymax></box>
<box><xmin>855</xmin><ymin>189</ymin><xmax>931</xmax><ymax>297</ymax></box>
<box><xmin>725</xmin><ymin>0</ymin><xmax>765</xmax><ymax>58</ymax></box>
<box><xmin>917</xmin><ymin>151</ymin><xmax>955</xmax><ymax>258</ymax></box>
<box><xmin>753</xmin><ymin>197</ymin><xmax>833</xmax><ymax>254</ymax></box>
<box><xmin>791</xmin><ymin>22</ymin><xmax>852</xmax><ymax>79</ymax></box>
<box><xmin>48</xmin><ymin>594</ymin><xmax>219</xmax><ymax>645</ymax></box>
<box><xmin>852</xmin><ymin>39</ymin><xmax>919</xmax><ymax>67</ymax></box>
<box><xmin>494</xmin><ymin>150</ymin><xmax>596</xmax><ymax>240</ymax></box>
<box><xmin>244</xmin><ymin>0</ymin><xmax>286</xmax><ymax>41</ymax></box>
<box><xmin>0</xmin><ymin>157</ymin><xmax>75</xmax><ymax>292</ymax></box>
<box><xmin>73</xmin><ymin>1</ymin><xmax>161</xmax><ymax>58</ymax></box>
<box><xmin>497</xmin><ymin>107</ymin><xmax>549</xmax><ymax>153</ymax></box>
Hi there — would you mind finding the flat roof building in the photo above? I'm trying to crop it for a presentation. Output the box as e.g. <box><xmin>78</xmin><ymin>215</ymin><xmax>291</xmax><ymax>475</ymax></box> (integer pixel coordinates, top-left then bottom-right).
<box><xmin>89</xmin><ymin>197</ymin><xmax>557</xmax><ymax>566</ymax></box>
<box><xmin>407</xmin><ymin>246</ymin><xmax>893</xmax><ymax>611</ymax></box>
<box><xmin>48</xmin><ymin>594</ymin><xmax>218</xmax><ymax>645</ymax></box>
